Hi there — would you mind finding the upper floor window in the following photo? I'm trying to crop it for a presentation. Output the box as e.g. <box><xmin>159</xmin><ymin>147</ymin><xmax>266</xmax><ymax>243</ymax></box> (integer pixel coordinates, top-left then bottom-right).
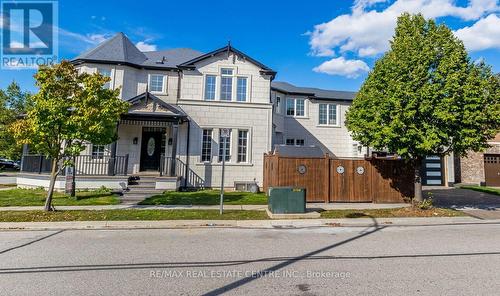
<box><xmin>318</xmin><ymin>103</ymin><xmax>338</xmax><ymax>125</ymax></box>
<box><xmin>237</xmin><ymin>77</ymin><xmax>247</xmax><ymax>102</ymax></box>
<box><xmin>149</xmin><ymin>74</ymin><xmax>165</xmax><ymax>93</ymax></box>
<box><xmin>286</xmin><ymin>98</ymin><xmax>305</xmax><ymax>117</ymax></box>
<box><xmin>275</xmin><ymin>96</ymin><xmax>281</xmax><ymax>114</ymax></box>
<box><xmin>98</xmin><ymin>68</ymin><xmax>111</xmax><ymax>89</ymax></box>
<box><xmin>220</xmin><ymin>68</ymin><xmax>233</xmax><ymax>101</ymax></box>
<box><xmin>204</xmin><ymin>75</ymin><xmax>216</xmax><ymax>100</ymax></box>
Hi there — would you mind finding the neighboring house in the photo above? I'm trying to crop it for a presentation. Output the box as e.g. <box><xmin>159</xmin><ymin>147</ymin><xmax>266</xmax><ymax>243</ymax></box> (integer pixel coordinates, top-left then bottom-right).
<box><xmin>454</xmin><ymin>134</ymin><xmax>500</xmax><ymax>186</ymax></box>
<box><xmin>17</xmin><ymin>32</ymin><xmax>497</xmax><ymax>190</ymax></box>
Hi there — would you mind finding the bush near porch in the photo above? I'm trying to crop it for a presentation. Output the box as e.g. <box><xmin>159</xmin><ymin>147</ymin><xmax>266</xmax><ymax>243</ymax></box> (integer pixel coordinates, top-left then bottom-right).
<box><xmin>0</xmin><ymin>188</ymin><xmax>120</xmax><ymax>207</ymax></box>
<box><xmin>139</xmin><ymin>190</ymin><xmax>268</xmax><ymax>206</ymax></box>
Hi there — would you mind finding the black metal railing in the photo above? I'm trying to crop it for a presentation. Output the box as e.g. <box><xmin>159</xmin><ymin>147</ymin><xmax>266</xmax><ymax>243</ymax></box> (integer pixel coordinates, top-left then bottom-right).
<box><xmin>21</xmin><ymin>154</ymin><xmax>129</xmax><ymax>176</ymax></box>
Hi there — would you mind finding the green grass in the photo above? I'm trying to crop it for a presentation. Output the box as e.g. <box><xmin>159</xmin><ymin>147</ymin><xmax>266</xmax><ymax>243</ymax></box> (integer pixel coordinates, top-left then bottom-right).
<box><xmin>139</xmin><ymin>190</ymin><xmax>268</xmax><ymax>205</ymax></box>
<box><xmin>0</xmin><ymin>209</ymin><xmax>269</xmax><ymax>222</ymax></box>
<box><xmin>0</xmin><ymin>188</ymin><xmax>120</xmax><ymax>207</ymax></box>
<box><xmin>320</xmin><ymin>207</ymin><xmax>465</xmax><ymax>219</ymax></box>
<box><xmin>460</xmin><ymin>185</ymin><xmax>500</xmax><ymax>196</ymax></box>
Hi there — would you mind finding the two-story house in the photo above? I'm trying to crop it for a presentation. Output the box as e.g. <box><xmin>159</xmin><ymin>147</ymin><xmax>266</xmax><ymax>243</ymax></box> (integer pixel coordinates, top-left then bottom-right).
<box><xmin>19</xmin><ymin>32</ymin><xmax>494</xmax><ymax>191</ymax></box>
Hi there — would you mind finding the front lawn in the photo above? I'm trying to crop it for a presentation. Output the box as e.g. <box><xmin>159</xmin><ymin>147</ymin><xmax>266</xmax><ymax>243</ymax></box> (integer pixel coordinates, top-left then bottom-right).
<box><xmin>139</xmin><ymin>190</ymin><xmax>268</xmax><ymax>205</ymax></box>
<box><xmin>460</xmin><ymin>185</ymin><xmax>500</xmax><ymax>196</ymax></box>
<box><xmin>0</xmin><ymin>188</ymin><xmax>120</xmax><ymax>207</ymax></box>
<box><xmin>320</xmin><ymin>207</ymin><xmax>465</xmax><ymax>219</ymax></box>
<box><xmin>0</xmin><ymin>209</ymin><xmax>269</xmax><ymax>222</ymax></box>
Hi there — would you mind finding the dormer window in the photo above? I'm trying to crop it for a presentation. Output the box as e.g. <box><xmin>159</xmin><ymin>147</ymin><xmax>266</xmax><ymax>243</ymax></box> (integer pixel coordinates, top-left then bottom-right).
<box><xmin>149</xmin><ymin>74</ymin><xmax>165</xmax><ymax>93</ymax></box>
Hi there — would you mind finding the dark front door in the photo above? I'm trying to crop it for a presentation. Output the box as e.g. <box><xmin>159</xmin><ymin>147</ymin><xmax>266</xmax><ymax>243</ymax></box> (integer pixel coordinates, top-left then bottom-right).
<box><xmin>140</xmin><ymin>130</ymin><xmax>163</xmax><ymax>171</ymax></box>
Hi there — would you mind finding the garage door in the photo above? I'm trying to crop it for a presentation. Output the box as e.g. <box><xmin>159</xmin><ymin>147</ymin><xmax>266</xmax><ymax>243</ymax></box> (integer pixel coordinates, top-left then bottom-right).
<box><xmin>484</xmin><ymin>154</ymin><xmax>500</xmax><ymax>187</ymax></box>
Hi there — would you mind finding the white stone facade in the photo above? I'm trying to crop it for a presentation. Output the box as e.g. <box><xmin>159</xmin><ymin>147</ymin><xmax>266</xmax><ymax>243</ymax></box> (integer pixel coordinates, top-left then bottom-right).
<box><xmin>72</xmin><ymin>44</ymin><xmax>363</xmax><ymax>189</ymax></box>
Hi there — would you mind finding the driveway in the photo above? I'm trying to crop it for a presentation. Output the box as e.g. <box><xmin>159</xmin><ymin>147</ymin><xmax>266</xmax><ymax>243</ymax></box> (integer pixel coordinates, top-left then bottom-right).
<box><xmin>425</xmin><ymin>188</ymin><xmax>500</xmax><ymax>220</ymax></box>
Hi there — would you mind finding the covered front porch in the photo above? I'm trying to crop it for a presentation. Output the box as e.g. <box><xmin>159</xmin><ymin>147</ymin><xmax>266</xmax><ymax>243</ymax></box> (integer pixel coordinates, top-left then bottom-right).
<box><xmin>18</xmin><ymin>92</ymin><xmax>191</xmax><ymax>191</ymax></box>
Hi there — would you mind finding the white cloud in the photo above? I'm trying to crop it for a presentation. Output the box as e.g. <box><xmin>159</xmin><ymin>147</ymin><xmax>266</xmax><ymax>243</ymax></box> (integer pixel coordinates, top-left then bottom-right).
<box><xmin>313</xmin><ymin>57</ymin><xmax>370</xmax><ymax>78</ymax></box>
<box><xmin>309</xmin><ymin>0</ymin><xmax>499</xmax><ymax>77</ymax></box>
<box><xmin>454</xmin><ymin>14</ymin><xmax>500</xmax><ymax>51</ymax></box>
<box><xmin>309</xmin><ymin>0</ymin><xmax>499</xmax><ymax>58</ymax></box>
<box><xmin>135</xmin><ymin>41</ymin><xmax>157</xmax><ymax>52</ymax></box>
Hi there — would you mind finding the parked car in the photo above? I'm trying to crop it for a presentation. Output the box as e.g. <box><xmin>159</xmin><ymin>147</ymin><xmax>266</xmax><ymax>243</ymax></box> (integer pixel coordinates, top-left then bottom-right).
<box><xmin>0</xmin><ymin>158</ymin><xmax>20</xmax><ymax>170</ymax></box>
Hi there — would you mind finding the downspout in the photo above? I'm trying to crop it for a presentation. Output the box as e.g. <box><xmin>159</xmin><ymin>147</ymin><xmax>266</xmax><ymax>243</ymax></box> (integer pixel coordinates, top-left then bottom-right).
<box><xmin>184</xmin><ymin>119</ymin><xmax>191</xmax><ymax>188</ymax></box>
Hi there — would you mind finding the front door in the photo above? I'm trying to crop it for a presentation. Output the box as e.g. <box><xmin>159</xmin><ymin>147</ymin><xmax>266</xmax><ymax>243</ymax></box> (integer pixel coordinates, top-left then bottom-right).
<box><xmin>484</xmin><ymin>154</ymin><xmax>500</xmax><ymax>186</ymax></box>
<box><xmin>140</xmin><ymin>129</ymin><xmax>164</xmax><ymax>171</ymax></box>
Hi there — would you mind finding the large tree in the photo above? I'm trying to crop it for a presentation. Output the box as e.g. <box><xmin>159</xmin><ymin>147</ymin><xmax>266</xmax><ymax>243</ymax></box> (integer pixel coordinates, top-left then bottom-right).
<box><xmin>0</xmin><ymin>82</ymin><xmax>31</xmax><ymax>160</ymax></box>
<box><xmin>345</xmin><ymin>13</ymin><xmax>500</xmax><ymax>201</ymax></box>
<box><xmin>10</xmin><ymin>61</ymin><xmax>129</xmax><ymax>211</ymax></box>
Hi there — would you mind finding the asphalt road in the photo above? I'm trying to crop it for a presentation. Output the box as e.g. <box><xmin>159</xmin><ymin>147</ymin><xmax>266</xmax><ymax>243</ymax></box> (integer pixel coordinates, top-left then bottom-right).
<box><xmin>1</xmin><ymin>222</ymin><xmax>500</xmax><ymax>295</ymax></box>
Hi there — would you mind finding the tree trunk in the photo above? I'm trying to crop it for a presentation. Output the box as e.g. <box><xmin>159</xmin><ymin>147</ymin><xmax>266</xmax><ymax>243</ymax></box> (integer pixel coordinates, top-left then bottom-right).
<box><xmin>44</xmin><ymin>158</ymin><xmax>59</xmax><ymax>211</ymax></box>
<box><xmin>414</xmin><ymin>158</ymin><xmax>423</xmax><ymax>202</ymax></box>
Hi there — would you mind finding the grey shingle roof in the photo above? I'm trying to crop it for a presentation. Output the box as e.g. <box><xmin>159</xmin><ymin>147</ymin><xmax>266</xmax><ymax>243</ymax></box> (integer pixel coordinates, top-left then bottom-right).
<box><xmin>72</xmin><ymin>33</ymin><xmax>204</xmax><ymax>70</ymax></box>
<box><xmin>271</xmin><ymin>81</ymin><xmax>356</xmax><ymax>101</ymax></box>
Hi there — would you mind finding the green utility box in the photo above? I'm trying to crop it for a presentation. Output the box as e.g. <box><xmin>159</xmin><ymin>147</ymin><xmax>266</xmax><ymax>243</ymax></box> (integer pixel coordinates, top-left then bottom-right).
<box><xmin>268</xmin><ymin>187</ymin><xmax>306</xmax><ymax>214</ymax></box>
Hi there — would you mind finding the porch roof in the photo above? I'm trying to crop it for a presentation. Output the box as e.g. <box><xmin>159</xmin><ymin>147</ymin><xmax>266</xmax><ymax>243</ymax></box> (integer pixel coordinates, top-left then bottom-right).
<box><xmin>122</xmin><ymin>92</ymin><xmax>188</xmax><ymax>123</ymax></box>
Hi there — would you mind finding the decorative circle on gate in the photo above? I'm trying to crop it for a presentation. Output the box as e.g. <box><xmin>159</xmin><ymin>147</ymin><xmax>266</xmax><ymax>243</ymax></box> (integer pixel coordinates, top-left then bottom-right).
<box><xmin>336</xmin><ymin>165</ymin><xmax>345</xmax><ymax>174</ymax></box>
<box><xmin>356</xmin><ymin>166</ymin><xmax>365</xmax><ymax>175</ymax></box>
<box><xmin>147</xmin><ymin>137</ymin><xmax>155</xmax><ymax>156</ymax></box>
<box><xmin>297</xmin><ymin>164</ymin><xmax>307</xmax><ymax>175</ymax></box>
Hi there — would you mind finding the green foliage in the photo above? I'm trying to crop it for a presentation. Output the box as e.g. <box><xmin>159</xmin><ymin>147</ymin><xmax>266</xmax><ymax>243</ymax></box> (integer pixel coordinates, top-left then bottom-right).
<box><xmin>345</xmin><ymin>13</ymin><xmax>500</xmax><ymax>160</ymax></box>
<box><xmin>139</xmin><ymin>190</ymin><xmax>268</xmax><ymax>205</ymax></box>
<box><xmin>0</xmin><ymin>81</ymin><xmax>31</xmax><ymax>159</ymax></box>
<box><xmin>10</xmin><ymin>61</ymin><xmax>129</xmax><ymax>169</ymax></box>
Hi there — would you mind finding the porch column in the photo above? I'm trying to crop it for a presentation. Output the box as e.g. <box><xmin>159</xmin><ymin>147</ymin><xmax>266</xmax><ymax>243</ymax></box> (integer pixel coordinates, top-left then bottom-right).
<box><xmin>170</xmin><ymin>122</ymin><xmax>179</xmax><ymax>176</ymax></box>
<box><xmin>107</xmin><ymin>122</ymin><xmax>119</xmax><ymax>176</ymax></box>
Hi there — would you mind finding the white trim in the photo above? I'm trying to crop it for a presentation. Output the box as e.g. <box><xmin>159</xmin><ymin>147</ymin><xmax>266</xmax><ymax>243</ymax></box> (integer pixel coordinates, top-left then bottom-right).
<box><xmin>148</xmin><ymin>73</ymin><xmax>167</xmax><ymax>94</ymax></box>
<box><xmin>285</xmin><ymin>98</ymin><xmax>307</xmax><ymax>118</ymax></box>
<box><xmin>317</xmin><ymin>103</ymin><xmax>341</xmax><ymax>127</ymax></box>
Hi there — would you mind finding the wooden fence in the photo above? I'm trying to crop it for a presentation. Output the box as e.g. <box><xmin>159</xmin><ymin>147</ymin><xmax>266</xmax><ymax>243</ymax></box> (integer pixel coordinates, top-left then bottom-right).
<box><xmin>263</xmin><ymin>154</ymin><xmax>414</xmax><ymax>203</ymax></box>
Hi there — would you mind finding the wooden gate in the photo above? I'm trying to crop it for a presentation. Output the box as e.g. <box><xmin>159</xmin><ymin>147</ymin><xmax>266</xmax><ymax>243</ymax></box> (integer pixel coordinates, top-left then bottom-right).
<box><xmin>264</xmin><ymin>154</ymin><xmax>414</xmax><ymax>203</ymax></box>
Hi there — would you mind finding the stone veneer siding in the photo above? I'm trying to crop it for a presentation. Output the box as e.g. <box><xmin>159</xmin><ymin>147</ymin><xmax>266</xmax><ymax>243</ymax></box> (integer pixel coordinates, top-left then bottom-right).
<box><xmin>455</xmin><ymin>144</ymin><xmax>500</xmax><ymax>185</ymax></box>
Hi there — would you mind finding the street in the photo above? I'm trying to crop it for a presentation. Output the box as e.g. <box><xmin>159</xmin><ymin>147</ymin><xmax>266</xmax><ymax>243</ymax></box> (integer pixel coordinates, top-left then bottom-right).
<box><xmin>1</xmin><ymin>222</ymin><xmax>500</xmax><ymax>295</ymax></box>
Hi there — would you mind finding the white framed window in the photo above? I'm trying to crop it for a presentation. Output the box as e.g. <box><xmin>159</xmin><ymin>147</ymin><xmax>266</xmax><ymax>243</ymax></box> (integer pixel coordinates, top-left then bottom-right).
<box><xmin>236</xmin><ymin>77</ymin><xmax>247</xmax><ymax>102</ymax></box>
<box><xmin>286</xmin><ymin>98</ymin><xmax>305</xmax><ymax>117</ymax></box>
<box><xmin>318</xmin><ymin>103</ymin><xmax>339</xmax><ymax>125</ymax></box>
<box><xmin>220</xmin><ymin>68</ymin><xmax>233</xmax><ymax>101</ymax></box>
<box><xmin>276</xmin><ymin>96</ymin><xmax>281</xmax><ymax>114</ymax></box>
<box><xmin>149</xmin><ymin>74</ymin><xmax>165</xmax><ymax>93</ymax></box>
<box><xmin>218</xmin><ymin>128</ymin><xmax>232</xmax><ymax>162</ymax></box>
<box><xmin>201</xmin><ymin>129</ymin><xmax>212</xmax><ymax>162</ymax></box>
<box><xmin>204</xmin><ymin>75</ymin><xmax>216</xmax><ymax>100</ymax></box>
<box><xmin>98</xmin><ymin>68</ymin><xmax>112</xmax><ymax>89</ymax></box>
<box><xmin>91</xmin><ymin>144</ymin><xmax>106</xmax><ymax>159</ymax></box>
<box><xmin>237</xmin><ymin>130</ymin><xmax>248</xmax><ymax>163</ymax></box>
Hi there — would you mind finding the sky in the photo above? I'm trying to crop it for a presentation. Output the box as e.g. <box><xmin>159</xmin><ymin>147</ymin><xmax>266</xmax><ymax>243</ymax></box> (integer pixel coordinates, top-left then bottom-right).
<box><xmin>0</xmin><ymin>0</ymin><xmax>499</xmax><ymax>93</ymax></box>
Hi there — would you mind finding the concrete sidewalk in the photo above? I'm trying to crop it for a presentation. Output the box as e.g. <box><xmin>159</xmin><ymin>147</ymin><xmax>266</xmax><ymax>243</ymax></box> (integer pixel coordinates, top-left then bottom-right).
<box><xmin>0</xmin><ymin>216</ymin><xmax>490</xmax><ymax>231</ymax></box>
<box><xmin>0</xmin><ymin>202</ymin><xmax>409</xmax><ymax>212</ymax></box>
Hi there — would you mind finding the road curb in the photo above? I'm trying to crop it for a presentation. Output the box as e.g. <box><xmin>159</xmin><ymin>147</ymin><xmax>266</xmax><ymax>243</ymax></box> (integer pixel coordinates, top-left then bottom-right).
<box><xmin>0</xmin><ymin>217</ymin><xmax>493</xmax><ymax>231</ymax></box>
